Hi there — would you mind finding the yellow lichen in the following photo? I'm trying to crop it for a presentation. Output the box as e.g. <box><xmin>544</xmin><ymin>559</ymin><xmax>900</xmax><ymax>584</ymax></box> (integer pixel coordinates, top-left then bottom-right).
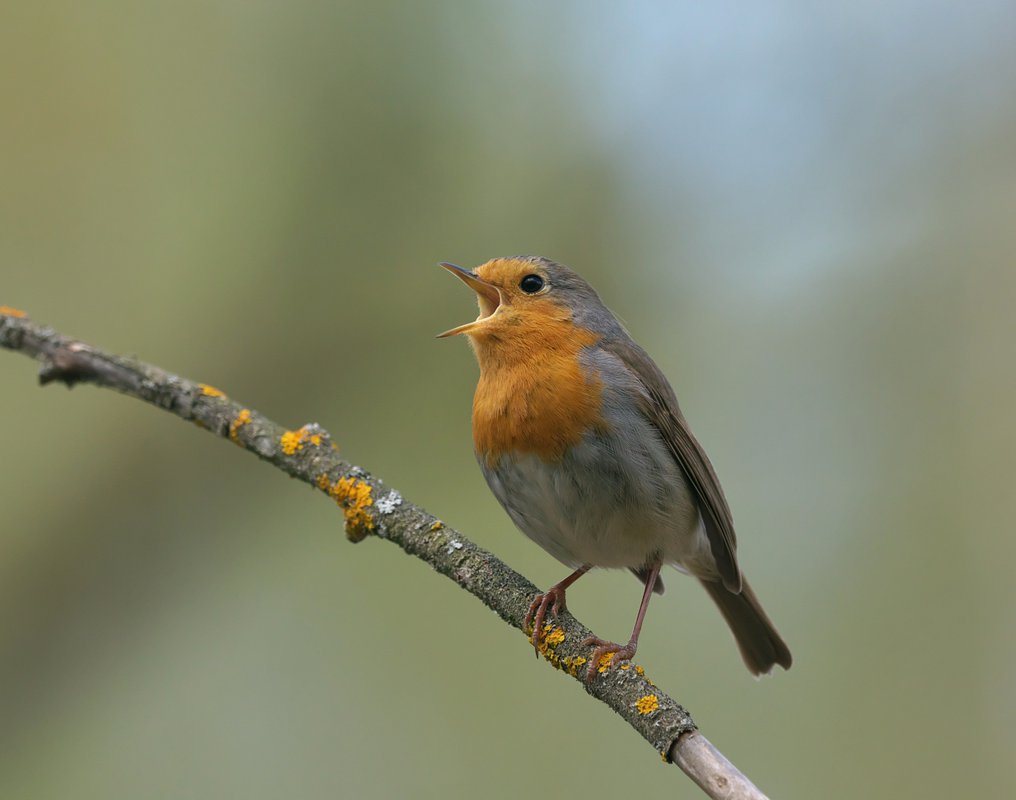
<box><xmin>527</xmin><ymin>623</ymin><xmax>569</xmax><ymax>669</ymax></box>
<box><xmin>281</xmin><ymin>425</ymin><xmax>325</xmax><ymax>455</ymax></box>
<box><xmin>538</xmin><ymin>647</ymin><xmax>559</xmax><ymax>668</ymax></box>
<box><xmin>229</xmin><ymin>409</ymin><xmax>252</xmax><ymax>442</ymax></box>
<box><xmin>316</xmin><ymin>474</ymin><xmax>332</xmax><ymax>491</ymax></box>
<box><xmin>280</xmin><ymin>429</ymin><xmax>303</xmax><ymax>455</ymax></box>
<box><xmin>560</xmin><ymin>655</ymin><xmax>588</xmax><ymax>678</ymax></box>
<box><xmin>199</xmin><ymin>384</ymin><xmax>225</xmax><ymax>398</ymax></box>
<box><xmin>625</xmin><ymin>663</ymin><xmax>653</xmax><ymax>684</ymax></box>
<box><xmin>0</xmin><ymin>306</ymin><xmax>27</xmax><ymax>318</ymax></box>
<box><xmin>524</xmin><ymin>626</ymin><xmax>573</xmax><ymax>670</ymax></box>
<box><xmin>635</xmin><ymin>694</ymin><xmax>660</xmax><ymax>715</ymax></box>
<box><xmin>430</xmin><ymin>520</ymin><xmax>444</xmax><ymax>531</ymax></box>
<box><xmin>328</xmin><ymin>476</ymin><xmax>375</xmax><ymax>541</ymax></box>
<box><xmin>597</xmin><ymin>651</ymin><xmax>616</xmax><ymax>673</ymax></box>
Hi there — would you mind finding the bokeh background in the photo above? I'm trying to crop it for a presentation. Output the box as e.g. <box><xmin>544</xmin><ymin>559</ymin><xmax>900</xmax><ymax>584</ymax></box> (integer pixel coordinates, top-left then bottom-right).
<box><xmin>2</xmin><ymin>2</ymin><xmax>1014</xmax><ymax>797</ymax></box>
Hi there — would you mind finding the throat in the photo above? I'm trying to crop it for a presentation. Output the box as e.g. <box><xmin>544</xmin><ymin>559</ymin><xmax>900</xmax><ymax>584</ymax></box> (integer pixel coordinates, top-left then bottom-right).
<box><xmin>471</xmin><ymin>327</ymin><xmax>606</xmax><ymax>465</ymax></box>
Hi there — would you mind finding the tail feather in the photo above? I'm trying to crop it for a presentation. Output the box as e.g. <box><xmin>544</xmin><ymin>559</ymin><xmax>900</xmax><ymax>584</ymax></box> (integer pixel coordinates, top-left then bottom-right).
<box><xmin>700</xmin><ymin>576</ymin><xmax>792</xmax><ymax>675</ymax></box>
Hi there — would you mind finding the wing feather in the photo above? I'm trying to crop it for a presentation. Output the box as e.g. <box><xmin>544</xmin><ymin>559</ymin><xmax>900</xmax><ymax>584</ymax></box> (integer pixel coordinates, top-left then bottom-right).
<box><xmin>604</xmin><ymin>339</ymin><xmax>742</xmax><ymax>591</ymax></box>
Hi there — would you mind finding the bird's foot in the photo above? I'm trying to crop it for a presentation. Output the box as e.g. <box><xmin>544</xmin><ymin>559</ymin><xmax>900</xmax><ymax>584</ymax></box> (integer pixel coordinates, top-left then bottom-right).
<box><xmin>581</xmin><ymin>636</ymin><xmax>637</xmax><ymax>682</ymax></box>
<box><xmin>525</xmin><ymin>586</ymin><xmax>568</xmax><ymax>658</ymax></box>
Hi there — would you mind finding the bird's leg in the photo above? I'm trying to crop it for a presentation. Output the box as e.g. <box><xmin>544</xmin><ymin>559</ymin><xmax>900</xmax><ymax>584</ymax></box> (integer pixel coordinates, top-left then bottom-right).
<box><xmin>525</xmin><ymin>565</ymin><xmax>591</xmax><ymax>657</ymax></box>
<box><xmin>583</xmin><ymin>562</ymin><xmax>662</xmax><ymax>681</ymax></box>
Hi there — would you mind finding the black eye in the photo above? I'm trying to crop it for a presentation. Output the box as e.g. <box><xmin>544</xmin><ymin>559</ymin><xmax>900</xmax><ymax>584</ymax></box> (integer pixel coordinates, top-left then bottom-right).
<box><xmin>519</xmin><ymin>274</ymin><xmax>545</xmax><ymax>294</ymax></box>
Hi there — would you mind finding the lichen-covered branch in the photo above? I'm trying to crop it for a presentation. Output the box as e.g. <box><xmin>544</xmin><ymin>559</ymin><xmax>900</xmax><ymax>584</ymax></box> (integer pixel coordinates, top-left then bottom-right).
<box><xmin>0</xmin><ymin>307</ymin><xmax>770</xmax><ymax>800</ymax></box>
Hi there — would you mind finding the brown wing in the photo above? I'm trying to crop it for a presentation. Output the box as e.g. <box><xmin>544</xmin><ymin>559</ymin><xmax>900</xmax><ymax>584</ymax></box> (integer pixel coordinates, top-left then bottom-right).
<box><xmin>604</xmin><ymin>338</ymin><xmax>742</xmax><ymax>591</ymax></box>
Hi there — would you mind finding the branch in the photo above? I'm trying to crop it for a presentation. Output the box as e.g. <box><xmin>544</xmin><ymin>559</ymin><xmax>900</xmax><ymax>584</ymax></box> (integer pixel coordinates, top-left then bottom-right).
<box><xmin>0</xmin><ymin>307</ymin><xmax>770</xmax><ymax>800</ymax></box>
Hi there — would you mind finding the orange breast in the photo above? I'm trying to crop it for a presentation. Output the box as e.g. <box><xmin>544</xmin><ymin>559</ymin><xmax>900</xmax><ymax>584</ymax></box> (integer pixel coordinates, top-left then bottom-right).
<box><xmin>471</xmin><ymin>317</ymin><xmax>607</xmax><ymax>465</ymax></box>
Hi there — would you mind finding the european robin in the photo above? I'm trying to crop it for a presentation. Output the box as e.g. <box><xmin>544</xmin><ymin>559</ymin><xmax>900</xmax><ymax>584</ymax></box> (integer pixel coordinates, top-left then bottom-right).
<box><xmin>439</xmin><ymin>256</ymin><xmax>792</xmax><ymax>680</ymax></box>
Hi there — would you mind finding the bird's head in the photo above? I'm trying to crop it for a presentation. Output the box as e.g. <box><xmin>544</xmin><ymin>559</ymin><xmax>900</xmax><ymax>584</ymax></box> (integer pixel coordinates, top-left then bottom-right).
<box><xmin>438</xmin><ymin>256</ymin><xmax>612</xmax><ymax>347</ymax></box>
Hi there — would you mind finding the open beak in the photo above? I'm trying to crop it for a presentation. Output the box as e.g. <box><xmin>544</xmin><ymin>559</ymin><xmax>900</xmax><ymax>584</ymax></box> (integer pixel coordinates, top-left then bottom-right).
<box><xmin>437</xmin><ymin>262</ymin><xmax>502</xmax><ymax>338</ymax></box>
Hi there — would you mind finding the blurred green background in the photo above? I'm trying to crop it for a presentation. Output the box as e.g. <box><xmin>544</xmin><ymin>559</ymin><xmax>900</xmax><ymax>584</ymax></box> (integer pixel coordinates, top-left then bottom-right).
<box><xmin>2</xmin><ymin>2</ymin><xmax>1014</xmax><ymax>797</ymax></box>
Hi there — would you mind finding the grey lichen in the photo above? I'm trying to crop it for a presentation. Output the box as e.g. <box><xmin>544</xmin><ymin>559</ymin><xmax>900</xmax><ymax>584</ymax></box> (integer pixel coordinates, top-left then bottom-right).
<box><xmin>377</xmin><ymin>490</ymin><xmax>402</xmax><ymax>514</ymax></box>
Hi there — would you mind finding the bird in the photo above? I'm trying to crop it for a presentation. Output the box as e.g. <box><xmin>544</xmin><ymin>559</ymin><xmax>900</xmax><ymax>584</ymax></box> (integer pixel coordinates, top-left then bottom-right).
<box><xmin>438</xmin><ymin>256</ymin><xmax>791</xmax><ymax>681</ymax></box>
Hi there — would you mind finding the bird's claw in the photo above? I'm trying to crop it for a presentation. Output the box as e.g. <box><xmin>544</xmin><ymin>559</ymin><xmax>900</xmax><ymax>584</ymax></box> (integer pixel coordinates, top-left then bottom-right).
<box><xmin>525</xmin><ymin>586</ymin><xmax>567</xmax><ymax>658</ymax></box>
<box><xmin>581</xmin><ymin>636</ymin><xmax>637</xmax><ymax>682</ymax></box>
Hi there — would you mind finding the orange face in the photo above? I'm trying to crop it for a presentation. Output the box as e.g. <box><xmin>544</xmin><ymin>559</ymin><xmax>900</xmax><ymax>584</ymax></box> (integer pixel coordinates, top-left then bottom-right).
<box><xmin>438</xmin><ymin>258</ymin><xmax>569</xmax><ymax>343</ymax></box>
